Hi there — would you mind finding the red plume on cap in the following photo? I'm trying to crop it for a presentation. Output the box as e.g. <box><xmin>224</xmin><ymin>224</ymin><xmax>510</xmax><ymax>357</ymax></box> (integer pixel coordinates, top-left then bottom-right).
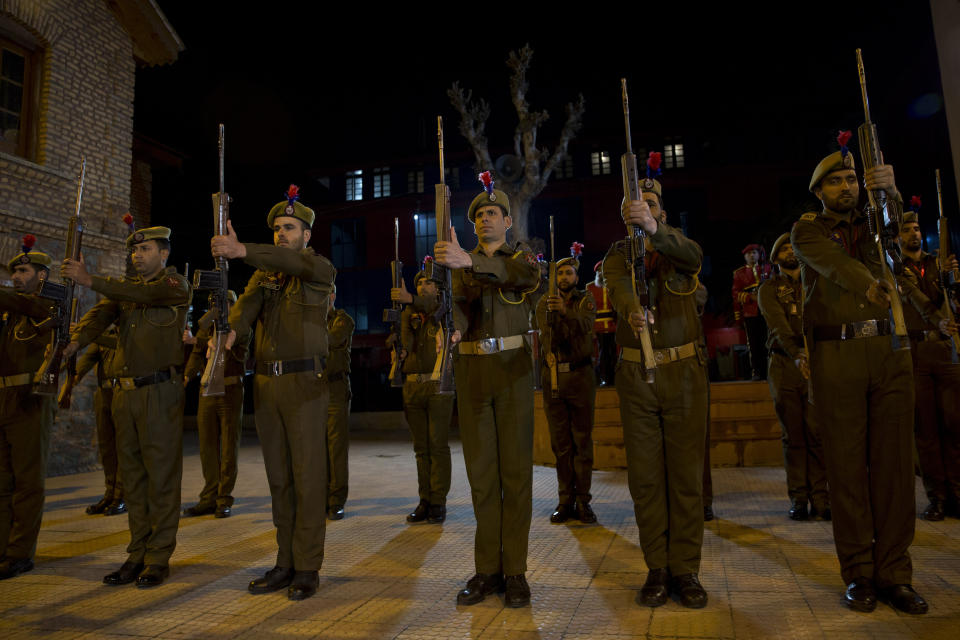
<box><xmin>122</xmin><ymin>212</ymin><xmax>135</xmax><ymax>233</ymax></box>
<box><xmin>837</xmin><ymin>130</ymin><xmax>852</xmax><ymax>157</ymax></box>
<box><xmin>478</xmin><ymin>171</ymin><xmax>495</xmax><ymax>196</ymax></box>
<box><xmin>286</xmin><ymin>184</ymin><xmax>300</xmax><ymax>205</ymax></box>
<box><xmin>909</xmin><ymin>195</ymin><xmax>922</xmax><ymax>212</ymax></box>
<box><xmin>422</xmin><ymin>255</ymin><xmax>433</xmax><ymax>265</ymax></box>
<box><xmin>21</xmin><ymin>234</ymin><xmax>36</xmax><ymax>253</ymax></box>
<box><xmin>570</xmin><ymin>241</ymin><xmax>584</xmax><ymax>257</ymax></box>
<box><xmin>646</xmin><ymin>152</ymin><xmax>662</xmax><ymax>178</ymax></box>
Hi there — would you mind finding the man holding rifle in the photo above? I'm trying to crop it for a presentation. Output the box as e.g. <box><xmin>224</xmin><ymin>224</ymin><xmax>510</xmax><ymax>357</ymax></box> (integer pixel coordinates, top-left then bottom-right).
<box><xmin>898</xmin><ymin>206</ymin><xmax>960</xmax><ymax>522</ymax></box>
<box><xmin>62</xmin><ymin>226</ymin><xmax>191</xmax><ymax>588</ymax></box>
<box><xmin>0</xmin><ymin>238</ymin><xmax>56</xmax><ymax>580</ymax></box>
<box><xmin>211</xmin><ymin>186</ymin><xmax>335</xmax><ymax>601</ymax></box>
<box><xmin>603</xmin><ymin>177</ymin><xmax>709</xmax><ymax>609</ymax></box>
<box><xmin>434</xmin><ymin>173</ymin><xmax>540</xmax><ymax>608</ymax></box>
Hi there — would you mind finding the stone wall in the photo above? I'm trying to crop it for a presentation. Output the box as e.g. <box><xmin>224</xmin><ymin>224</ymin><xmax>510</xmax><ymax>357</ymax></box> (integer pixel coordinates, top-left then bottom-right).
<box><xmin>1</xmin><ymin>0</ymin><xmax>140</xmax><ymax>476</ymax></box>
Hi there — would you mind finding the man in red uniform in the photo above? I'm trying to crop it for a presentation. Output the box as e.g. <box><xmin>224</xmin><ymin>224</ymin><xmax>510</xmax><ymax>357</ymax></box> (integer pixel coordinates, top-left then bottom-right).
<box><xmin>587</xmin><ymin>262</ymin><xmax>617</xmax><ymax>386</ymax></box>
<box><xmin>732</xmin><ymin>244</ymin><xmax>772</xmax><ymax>380</ymax></box>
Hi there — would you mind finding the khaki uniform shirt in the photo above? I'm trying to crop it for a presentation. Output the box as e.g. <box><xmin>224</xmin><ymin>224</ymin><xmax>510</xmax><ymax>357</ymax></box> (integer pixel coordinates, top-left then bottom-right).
<box><xmin>0</xmin><ymin>289</ymin><xmax>55</xmax><ymax>376</ymax></box>
<box><xmin>758</xmin><ymin>273</ymin><xmax>804</xmax><ymax>359</ymax></box>
<box><xmin>535</xmin><ymin>288</ymin><xmax>596</xmax><ymax>363</ymax></box>
<box><xmin>326</xmin><ymin>309</ymin><xmax>354</xmax><ymax>376</ymax></box>
<box><xmin>401</xmin><ymin>294</ymin><xmax>441</xmax><ymax>375</ymax></box>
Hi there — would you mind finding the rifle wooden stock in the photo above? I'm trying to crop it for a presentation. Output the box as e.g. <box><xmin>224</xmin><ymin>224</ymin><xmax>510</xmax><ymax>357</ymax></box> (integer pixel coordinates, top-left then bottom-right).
<box><xmin>547</xmin><ymin>215</ymin><xmax>559</xmax><ymax>398</ymax></box>
<box><xmin>620</xmin><ymin>79</ymin><xmax>656</xmax><ymax>382</ymax></box>
<box><xmin>386</xmin><ymin>217</ymin><xmax>404</xmax><ymax>387</ymax></box>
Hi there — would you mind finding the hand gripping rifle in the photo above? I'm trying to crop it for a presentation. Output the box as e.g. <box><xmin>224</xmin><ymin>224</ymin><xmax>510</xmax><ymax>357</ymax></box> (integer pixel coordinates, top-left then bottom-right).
<box><xmin>856</xmin><ymin>49</ymin><xmax>909</xmax><ymax>351</ymax></box>
<box><xmin>192</xmin><ymin>124</ymin><xmax>231</xmax><ymax>396</ymax></box>
<box><xmin>547</xmin><ymin>215</ymin><xmax>559</xmax><ymax>398</ymax></box>
<box><xmin>383</xmin><ymin>217</ymin><xmax>404</xmax><ymax>387</ymax></box>
<box><xmin>428</xmin><ymin>116</ymin><xmax>455</xmax><ymax>395</ymax></box>
<box><xmin>620</xmin><ymin>78</ymin><xmax>657</xmax><ymax>382</ymax></box>
<box><xmin>936</xmin><ymin>169</ymin><xmax>960</xmax><ymax>362</ymax></box>
<box><xmin>35</xmin><ymin>156</ymin><xmax>86</xmax><ymax>398</ymax></box>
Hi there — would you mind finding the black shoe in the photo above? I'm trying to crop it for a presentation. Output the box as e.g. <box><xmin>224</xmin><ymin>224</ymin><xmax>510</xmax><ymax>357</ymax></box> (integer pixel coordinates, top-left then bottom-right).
<box><xmin>703</xmin><ymin>505</ymin><xmax>715</xmax><ymax>522</ymax></box>
<box><xmin>504</xmin><ymin>574</ymin><xmax>531</xmax><ymax>608</ymax></box>
<box><xmin>86</xmin><ymin>497</ymin><xmax>110</xmax><ymax>515</ymax></box>
<box><xmin>844</xmin><ymin>577</ymin><xmax>877</xmax><ymax>612</ymax></box>
<box><xmin>182</xmin><ymin>503</ymin><xmax>216</xmax><ymax>517</ymax></box>
<box><xmin>0</xmin><ymin>557</ymin><xmax>34</xmax><ymax>580</ymax></box>
<box><xmin>103</xmin><ymin>561</ymin><xmax>143</xmax><ymax>586</ymax></box>
<box><xmin>327</xmin><ymin>505</ymin><xmax>345</xmax><ymax>520</ymax></box>
<box><xmin>406</xmin><ymin>501</ymin><xmax>430</xmax><ymax>523</ymax></box>
<box><xmin>550</xmin><ymin>504</ymin><xmax>576</xmax><ymax>524</ymax></box>
<box><xmin>810</xmin><ymin>504</ymin><xmax>831</xmax><ymax>521</ymax></box>
<box><xmin>789</xmin><ymin>499</ymin><xmax>809</xmax><ymax>521</ymax></box>
<box><xmin>456</xmin><ymin>573</ymin><xmax>504</xmax><ymax>605</ymax></box>
<box><xmin>249</xmin><ymin>566</ymin><xmax>294</xmax><ymax>594</ymax></box>
<box><xmin>879</xmin><ymin>584</ymin><xmax>928</xmax><ymax>615</ymax></box>
<box><xmin>671</xmin><ymin>573</ymin><xmax>708</xmax><ymax>609</ymax></box>
<box><xmin>215</xmin><ymin>505</ymin><xmax>231</xmax><ymax>519</ymax></box>
<box><xmin>103</xmin><ymin>501</ymin><xmax>127</xmax><ymax>516</ymax></box>
<box><xmin>136</xmin><ymin>565</ymin><xmax>169</xmax><ymax>588</ymax></box>
<box><xmin>578</xmin><ymin>503</ymin><xmax>597</xmax><ymax>524</ymax></box>
<box><xmin>636</xmin><ymin>568</ymin><xmax>670</xmax><ymax>607</ymax></box>
<box><xmin>427</xmin><ymin>505</ymin><xmax>446</xmax><ymax>524</ymax></box>
<box><xmin>921</xmin><ymin>500</ymin><xmax>945</xmax><ymax>521</ymax></box>
<box><xmin>287</xmin><ymin>570</ymin><xmax>319</xmax><ymax>601</ymax></box>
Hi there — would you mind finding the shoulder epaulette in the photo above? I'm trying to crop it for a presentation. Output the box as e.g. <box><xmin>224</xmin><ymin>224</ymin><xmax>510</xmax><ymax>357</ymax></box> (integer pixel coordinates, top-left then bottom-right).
<box><xmin>799</xmin><ymin>212</ymin><xmax>818</xmax><ymax>222</ymax></box>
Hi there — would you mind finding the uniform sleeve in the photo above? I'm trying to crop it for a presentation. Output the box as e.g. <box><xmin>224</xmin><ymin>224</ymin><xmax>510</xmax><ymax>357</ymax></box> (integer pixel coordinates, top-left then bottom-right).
<box><xmin>554</xmin><ymin>293</ymin><xmax>596</xmax><ymax>343</ymax></box>
<box><xmin>73</xmin><ymin>343</ymin><xmax>101</xmax><ymax>382</ymax></box>
<box><xmin>228</xmin><ymin>273</ymin><xmax>266</xmax><ymax>339</ymax></box>
<box><xmin>757</xmin><ymin>281</ymin><xmax>801</xmax><ymax>359</ymax></box>
<box><xmin>602</xmin><ymin>243</ymin><xmax>637</xmax><ymax>320</ymax></box>
<box><xmin>649</xmin><ymin>223</ymin><xmax>702</xmax><ymax>274</ymax></box>
<box><xmin>241</xmin><ymin>244</ymin><xmax>336</xmax><ymax>286</ymax></box>
<box><xmin>400</xmin><ymin>306</ymin><xmax>415</xmax><ymax>354</ymax></box>
<box><xmin>72</xmin><ymin>297</ymin><xmax>121</xmax><ymax>349</ymax></box>
<box><xmin>329</xmin><ymin>311</ymin><xmax>355</xmax><ymax>349</ymax></box>
<box><xmin>467</xmin><ymin>245</ymin><xmax>540</xmax><ymax>291</ymax></box>
<box><xmin>90</xmin><ymin>273</ymin><xmax>190</xmax><ymax>307</ymax></box>
<box><xmin>184</xmin><ymin>325</ymin><xmax>211</xmax><ymax>380</ymax></box>
<box><xmin>536</xmin><ymin>294</ymin><xmax>551</xmax><ymax>355</ymax></box>
<box><xmin>791</xmin><ymin>220</ymin><xmax>876</xmax><ymax>296</ymax></box>
<box><xmin>898</xmin><ymin>275</ymin><xmax>945</xmax><ymax>326</ymax></box>
<box><xmin>0</xmin><ymin>288</ymin><xmax>53</xmax><ymax>319</ymax></box>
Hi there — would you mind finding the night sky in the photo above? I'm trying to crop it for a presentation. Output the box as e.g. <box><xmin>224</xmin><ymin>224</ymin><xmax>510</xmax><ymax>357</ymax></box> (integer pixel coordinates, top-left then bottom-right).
<box><xmin>134</xmin><ymin>1</ymin><xmax>955</xmax><ymax>294</ymax></box>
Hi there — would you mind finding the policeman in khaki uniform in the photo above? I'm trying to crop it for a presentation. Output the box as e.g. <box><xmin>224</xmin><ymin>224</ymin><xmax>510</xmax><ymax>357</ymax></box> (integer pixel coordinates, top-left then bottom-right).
<box><xmin>897</xmin><ymin>210</ymin><xmax>960</xmax><ymax>521</ymax></box>
<box><xmin>72</xmin><ymin>331</ymin><xmax>126</xmax><ymax>517</ymax></box>
<box><xmin>63</xmin><ymin>226</ymin><xmax>191</xmax><ymax>588</ymax></box>
<box><xmin>211</xmin><ymin>187</ymin><xmax>335</xmax><ymax>601</ymax></box>
<box><xmin>434</xmin><ymin>177</ymin><xmax>540</xmax><ymax>608</ymax></box>
<box><xmin>791</xmin><ymin>149</ymin><xmax>954</xmax><ymax>614</ymax></box>
<box><xmin>0</xmin><ymin>240</ymin><xmax>56</xmax><ymax>580</ymax></box>
<box><xmin>603</xmin><ymin>177</ymin><xmax>709</xmax><ymax>609</ymax></box>
<box><xmin>325</xmin><ymin>287</ymin><xmax>354</xmax><ymax>520</ymax></box>
<box><xmin>757</xmin><ymin>233</ymin><xmax>829</xmax><ymax>521</ymax></box>
<box><xmin>398</xmin><ymin>268</ymin><xmax>453</xmax><ymax>524</ymax></box>
<box><xmin>536</xmin><ymin>245</ymin><xmax>598</xmax><ymax>525</ymax></box>
<box><xmin>182</xmin><ymin>290</ymin><xmax>248</xmax><ymax>519</ymax></box>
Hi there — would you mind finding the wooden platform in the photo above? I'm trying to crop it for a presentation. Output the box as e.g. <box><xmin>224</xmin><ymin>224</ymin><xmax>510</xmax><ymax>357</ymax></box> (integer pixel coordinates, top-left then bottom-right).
<box><xmin>534</xmin><ymin>381</ymin><xmax>782</xmax><ymax>470</ymax></box>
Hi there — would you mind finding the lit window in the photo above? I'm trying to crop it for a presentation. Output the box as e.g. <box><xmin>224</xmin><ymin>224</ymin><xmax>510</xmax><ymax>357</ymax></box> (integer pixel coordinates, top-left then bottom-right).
<box><xmin>372</xmin><ymin>166</ymin><xmax>390</xmax><ymax>198</ymax></box>
<box><xmin>0</xmin><ymin>28</ymin><xmax>41</xmax><ymax>160</ymax></box>
<box><xmin>346</xmin><ymin>169</ymin><xmax>363</xmax><ymax>201</ymax></box>
<box><xmin>407</xmin><ymin>169</ymin><xmax>424</xmax><ymax>193</ymax></box>
<box><xmin>553</xmin><ymin>154</ymin><xmax>574</xmax><ymax>180</ymax></box>
<box><xmin>664</xmin><ymin>143</ymin><xmax>685</xmax><ymax>169</ymax></box>
<box><xmin>590</xmin><ymin>151</ymin><xmax>611</xmax><ymax>176</ymax></box>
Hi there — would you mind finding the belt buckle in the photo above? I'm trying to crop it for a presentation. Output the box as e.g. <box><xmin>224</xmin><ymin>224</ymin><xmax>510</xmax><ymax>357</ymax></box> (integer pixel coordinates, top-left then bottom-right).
<box><xmin>268</xmin><ymin>360</ymin><xmax>282</xmax><ymax>376</ymax></box>
<box><xmin>557</xmin><ymin>363</ymin><xmax>571</xmax><ymax>373</ymax></box>
<box><xmin>653</xmin><ymin>350</ymin><xmax>667</xmax><ymax>365</ymax></box>
<box><xmin>854</xmin><ymin>320</ymin><xmax>878</xmax><ymax>339</ymax></box>
<box><xmin>476</xmin><ymin>338</ymin><xmax>498</xmax><ymax>355</ymax></box>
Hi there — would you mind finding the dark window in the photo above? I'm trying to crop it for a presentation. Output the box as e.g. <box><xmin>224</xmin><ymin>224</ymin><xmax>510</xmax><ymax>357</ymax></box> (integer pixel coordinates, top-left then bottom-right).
<box><xmin>414</xmin><ymin>212</ymin><xmax>436</xmax><ymax>263</ymax></box>
<box><xmin>444</xmin><ymin>167</ymin><xmax>460</xmax><ymax>191</ymax></box>
<box><xmin>553</xmin><ymin>154</ymin><xmax>574</xmax><ymax>180</ymax></box>
<box><xmin>407</xmin><ymin>169</ymin><xmax>424</xmax><ymax>193</ymax></box>
<box><xmin>372</xmin><ymin>166</ymin><xmax>390</xmax><ymax>198</ymax></box>
<box><xmin>331</xmin><ymin>218</ymin><xmax>366</xmax><ymax>269</ymax></box>
<box><xmin>345</xmin><ymin>169</ymin><xmax>363</xmax><ymax>201</ymax></box>
<box><xmin>0</xmin><ymin>27</ymin><xmax>40</xmax><ymax>159</ymax></box>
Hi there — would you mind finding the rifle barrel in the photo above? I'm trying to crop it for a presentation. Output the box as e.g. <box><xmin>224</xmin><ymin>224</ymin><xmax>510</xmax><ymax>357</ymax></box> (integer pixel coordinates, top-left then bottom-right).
<box><xmin>437</xmin><ymin>116</ymin><xmax>445</xmax><ymax>183</ymax></box>
<box><xmin>936</xmin><ymin>169</ymin><xmax>944</xmax><ymax>216</ymax></box>
<box><xmin>856</xmin><ymin>48</ymin><xmax>872</xmax><ymax>123</ymax></box>
<box><xmin>218</xmin><ymin>123</ymin><xmax>225</xmax><ymax>197</ymax></box>
<box><xmin>620</xmin><ymin>78</ymin><xmax>632</xmax><ymax>153</ymax></box>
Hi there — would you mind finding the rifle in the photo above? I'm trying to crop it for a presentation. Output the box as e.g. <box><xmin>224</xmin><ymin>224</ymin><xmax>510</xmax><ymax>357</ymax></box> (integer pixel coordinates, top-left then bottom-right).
<box><xmin>546</xmin><ymin>215</ymin><xmax>559</xmax><ymax>398</ymax></box>
<box><xmin>427</xmin><ymin>116</ymin><xmax>455</xmax><ymax>395</ymax></box>
<box><xmin>183</xmin><ymin>262</ymin><xmax>193</xmax><ymax>335</ymax></box>
<box><xmin>35</xmin><ymin>155</ymin><xmax>86</xmax><ymax>398</ymax></box>
<box><xmin>936</xmin><ymin>168</ymin><xmax>960</xmax><ymax>362</ymax></box>
<box><xmin>383</xmin><ymin>217</ymin><xmax>404</xmax><ymax>387</ymax></box>
<box><xmin>192</xmin><ymin>123</ymin><xmax>231</xmax><ymax>396</ymax></box>
<box><xmin>620</xmin><ymin>78</ymin><xmax>657</xmax><ymax>382</ymax></box>
<box><xmin>856</xmin><ymin>49</ymin><xmax>909</xmax><ymax>351</ymax></box>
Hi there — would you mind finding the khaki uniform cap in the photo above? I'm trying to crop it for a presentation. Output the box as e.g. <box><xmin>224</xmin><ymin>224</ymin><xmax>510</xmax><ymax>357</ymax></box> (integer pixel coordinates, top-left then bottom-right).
<box><xmin>770</xmin><ymin>232</ymin><xmax>791</xmax><ymax>263</ymax></box>
<box><xmin>556</xmin><ymin>256</ymin><xmax>580</xmax><ymax>271</ymax></box>
<box><xmin>468</xmin><ymin>188</ymin><xmax>511</xmax><ymax>223</ymax></box>
<box><xmin>7</xmin><ymin>250</ymin><xmax>52</xmax><ymax>272</ymax></box>
<box><xmin>809</xmin><ymin>151</ymin><xmax>856</xmax><ymax>192</ymax></box>
<box><xmin>903</xmin><ymin>211</ymin><xmax>919</xmax><ymax>225</ymax></box>
<box><xmin>267</xmin><ymin>201</ymin><xmax>316</xmax><ymax>229</ymax></box>
<box><xmin>126</xmin><ymin>226</ymin><xmax>171</xmax><ymax>249</ymax></box>
<box><xmin>640</xmin><ymin>177</ymin><xmax>663</xmax><ymax>200</ymax></box>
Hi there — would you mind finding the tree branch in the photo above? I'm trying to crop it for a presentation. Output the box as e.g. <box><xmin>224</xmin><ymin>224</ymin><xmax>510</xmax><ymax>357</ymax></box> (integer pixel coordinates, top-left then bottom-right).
<box><xmin>536</xmin><ymin>93</ymin><xmax>586</xmax><ymax>193</ymax></box>
<box><xmin>447</xmin><ymin>82</ymin><xmax>494</xmax><ymax>172</ymax></box>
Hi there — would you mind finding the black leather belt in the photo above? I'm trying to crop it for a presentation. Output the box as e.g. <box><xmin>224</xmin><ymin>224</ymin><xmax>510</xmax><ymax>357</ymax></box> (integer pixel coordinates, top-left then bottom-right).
<box><xmin>812</xmin><ymin>319</ymin><xmax>891</xmax><ymax>342</ymax></box>
<box><xmin>596</xmin><ymin>311</ymin><xmax>615</xmax><ymax>319</ymax></box>
<box><xmin>326</xmin><ymin>371</ymin><xmax>346</xmax><ymax>383</ymax></box>
<box><xmin>256</xmin><ymin>357</ymin><xmax>325</xmax><ymax>377</ymax></box>
<box><xmin>112</xmin><ymin>369</ymin><xmax>173</xmax><ymax>390</ymax></box>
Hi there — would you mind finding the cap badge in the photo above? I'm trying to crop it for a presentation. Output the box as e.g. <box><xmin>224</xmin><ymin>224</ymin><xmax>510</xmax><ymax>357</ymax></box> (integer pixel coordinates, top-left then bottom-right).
<box><xmin>133</xmin><ymin>231</ymin><xmax>145</xmax><ymax>243</ymax></box>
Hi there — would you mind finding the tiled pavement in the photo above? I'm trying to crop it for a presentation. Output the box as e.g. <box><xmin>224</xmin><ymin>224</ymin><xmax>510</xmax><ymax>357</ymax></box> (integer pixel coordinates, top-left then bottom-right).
<box><xmin>2</xmin><ymin>434</ymin><xmax>958</xmax><ymax>639</ymax></box>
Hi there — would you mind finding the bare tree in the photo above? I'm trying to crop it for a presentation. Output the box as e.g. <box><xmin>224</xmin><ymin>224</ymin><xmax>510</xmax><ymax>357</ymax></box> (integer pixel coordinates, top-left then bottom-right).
<box><xmin>448</xmin><ymin>44</ymin><xmax>585</xmax><ymax>241</ymax></box>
